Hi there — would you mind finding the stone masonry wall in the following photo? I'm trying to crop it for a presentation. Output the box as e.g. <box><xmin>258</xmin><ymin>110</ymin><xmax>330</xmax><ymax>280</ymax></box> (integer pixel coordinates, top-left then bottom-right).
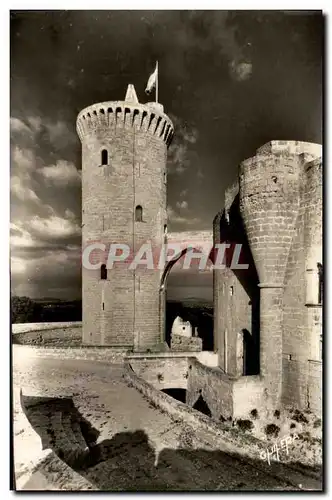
<box><xmin>187</xmin><ymin>358</ymin><xmax>234</xmax><ymax>420</ymax></box>
<box><xmin>171</xmin><ymin>334</ymin><xmax>202</xmax><ymax>352</ymax></box>
<box><xmin>212</xmin><ymin>210</ymin><xmax>223</xmax><ymax>355</ymax></box>
<box><xmin>282</xmin><ymin>155</ymin><xmax>322</xmax><ymax>409</ymax></box>
<box><xmin>213</xmin><ymin>198</ymin><xmax>259</xmax><ymax>377</ymax></box>
<box><xmin>214</xmin><ymin>268</ymin><xmax>251</xmax><ymax>377</ymax></box>
<box><xmin>308</xmin><ymin>360</ymin><xmax>322</xmax><ymax>416</ymax></box>
<box><xmin>127</xmin><ymin>354</ymin><xmax>189</xmax><ymax>390</ymax></box>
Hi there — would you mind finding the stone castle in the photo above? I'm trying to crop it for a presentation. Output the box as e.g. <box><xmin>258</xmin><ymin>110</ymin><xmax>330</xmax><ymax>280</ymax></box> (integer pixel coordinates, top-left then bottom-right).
<box><xmin>77</xmin><ymin>85</ymin><xmax>322</xmax><ymax>418</ymax></box>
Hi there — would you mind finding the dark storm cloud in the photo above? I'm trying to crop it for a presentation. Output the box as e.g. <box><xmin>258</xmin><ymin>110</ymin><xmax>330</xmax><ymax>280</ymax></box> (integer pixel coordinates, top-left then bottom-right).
<box><xmin>10</xmin><ymin>10</ymin><xmax>323</xmax><ymax>298</ymax></box>
<box><xmin>10</xmin><ymin>114</ymin><xmax>82</xmax><ymax>298</ymax></box>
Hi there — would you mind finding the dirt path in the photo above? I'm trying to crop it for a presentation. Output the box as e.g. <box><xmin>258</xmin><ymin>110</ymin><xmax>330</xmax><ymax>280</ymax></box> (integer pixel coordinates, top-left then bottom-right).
<box><xmin>12</xmin><ymin>346</ymin><xmax>321</xmax><ymax>491</ymax></box>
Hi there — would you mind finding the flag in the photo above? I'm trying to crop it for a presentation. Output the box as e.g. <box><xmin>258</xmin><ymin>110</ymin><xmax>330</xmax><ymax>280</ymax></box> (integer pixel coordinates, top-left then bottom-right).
<box><xmin>145</xmin><ymin>62</ymin><xmax>158</xmax><ymax>94</ymax></box>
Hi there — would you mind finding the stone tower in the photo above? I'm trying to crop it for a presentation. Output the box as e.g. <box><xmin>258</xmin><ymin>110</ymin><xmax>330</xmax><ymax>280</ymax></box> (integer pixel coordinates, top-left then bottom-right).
<box><xmin>239</xmin><ymin>140</ymin><xmax>321</xmax><ymax>408</ymax></box>
<box><xmin>76</xmin><ymin>85</ymin><xmax>174</xmax><ymax>349</ymax></box>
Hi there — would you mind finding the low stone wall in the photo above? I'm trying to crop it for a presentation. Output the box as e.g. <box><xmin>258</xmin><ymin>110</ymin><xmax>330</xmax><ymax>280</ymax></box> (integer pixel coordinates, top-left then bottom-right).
<box><xmin>187</xmin><ymin>358</ymin><xmax>266</xmax><ymax>420</ymax></box>
<box><xmin>13</xmin><ymin>345</ymin><xmax>129</xmax><ymax>363</ymax></box>
<box><xmin>12</xmin><ymin>322</ymin><xmax>82</xmax><ymax>334</ymax></box>
<box><xmin>126</xmin><ymin>352</ymin><xmax>189</xmax><ymax>390</ymax></box>
<box><xmin>124</xmin><ymin>361</ymin><xmax>238</xmax><ymax>443</ymax></box>
<box><xmin>126</xmin><ymin>352</ymin><xmax>265</xmax><ymax>420</ymax></box>
<box><xmin>123</xmin><ymin>362</ymin><xmax>321</xmax><ymax>489</ymax></box>
<box><xmin>170</xmin><ymin>334</ymin><xmax>202</xmax><ymax>352</ymax></box>
<box><xmin>187</xmin><ymin>357</ymin><xmax>235</xmax><ymax>420</ymax></box>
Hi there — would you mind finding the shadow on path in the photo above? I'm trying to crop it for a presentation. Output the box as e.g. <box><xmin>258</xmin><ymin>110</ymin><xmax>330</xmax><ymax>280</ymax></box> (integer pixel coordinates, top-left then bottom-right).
<box><xmin>19</xmin><ymin>393</ymin><xmax>322</xmax><ymax>491</ymax></box>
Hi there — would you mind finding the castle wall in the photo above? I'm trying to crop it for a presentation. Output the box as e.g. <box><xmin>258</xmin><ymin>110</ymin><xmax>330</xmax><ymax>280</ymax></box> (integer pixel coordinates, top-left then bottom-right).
<box><xmin>212</xmin><ymin>211</ymin><xmax>223</xmax><ymax>356</ymax></box>
<box><xmin>187</xmin><ymin>358</ymin><xmax>234</xmax><ymax>419</ymax></box>
<box><xmin>213</xmin><ymin>199</ymin><xmax>259</xmax><ymax>378</ymax></box>
<box><xmin>214</xmin><ymin>268</ymin><xmax>252</xmax><ymax>377</ymax></box>
<box><xmin>282</xmin><ymin>156</ymin><xmax>322</xmax><ymax>412</ymax></box>
<box><xmin>127</xmin><ymin>353</ymin><xmax>189</xmax><ymax>390</ymax></box>
<box><xmin>213</xmin><ymin>141</ymin><xmax>322</xmax><ymax>414</ymax></box>
<box><xmin>308</xmin><ymin>360</ymin><xmax>322</xmax><ymax>415</ymax></box>
<box><xmin>187</xmin><ymin>360</ymin><xmax>265</xmax><ymax>420</ymax></box>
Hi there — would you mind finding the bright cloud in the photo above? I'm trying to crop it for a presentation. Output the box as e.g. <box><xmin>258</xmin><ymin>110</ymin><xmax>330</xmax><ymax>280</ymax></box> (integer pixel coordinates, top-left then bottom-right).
<box><xmin>38</xmin><ymin>160</ymin><xmax>81</xmax><ymax>186</ymax></box>
<box><xmin>176</xmin><ymin>200</ymin><xmax>188</xmax><ymax>210</ymax></box>
<box><xmin>28</xmin><ymin>214</ymin><xmax>81</xmax><ymax>241</ymax></box>
<box><xmin>167</xmin><ymin>206</ymin><xmax>201</xmax><ymax>226</ymax></box>
<box><xmin>11</xmin><ymin>175</ymin><xmax>41</xmax><ymax>204</ymax></box>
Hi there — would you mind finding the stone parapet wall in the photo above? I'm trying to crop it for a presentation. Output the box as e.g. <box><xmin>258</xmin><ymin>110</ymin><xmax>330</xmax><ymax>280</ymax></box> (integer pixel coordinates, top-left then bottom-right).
<box><xmin>12</xmin><ymin>322</ymin><xmax>82</xmax><ymax>334</ymax></box>
<box><xmin>170</xmin><ymin>334</ymin><xmax>202</xmax><ymax>352</ymax></box>
<box><xmin>126</xmin><ymin>353</ymin><xmax>189</xmax><ymax>390</ymax></box>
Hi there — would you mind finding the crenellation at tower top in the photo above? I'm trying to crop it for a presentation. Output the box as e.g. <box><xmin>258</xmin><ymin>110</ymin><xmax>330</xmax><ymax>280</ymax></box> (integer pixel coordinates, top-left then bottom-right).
<box><xmin>76</xmin><ymin>84</ymin><xmax>174</xmax><ymax>146</ymax></box>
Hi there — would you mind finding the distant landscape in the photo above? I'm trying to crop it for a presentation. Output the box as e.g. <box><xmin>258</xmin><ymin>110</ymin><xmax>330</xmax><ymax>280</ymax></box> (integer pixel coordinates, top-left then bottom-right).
<box><xmin>11</xmin><ymin>295</ymin><xmax>214</xmax><ymax>350</ymax></box>
<box><xmin>11</xmin><ymin>296</ymin><xmax>82</xmax><ymax>324</ymax></box>
<box><xmin>166</xmin><ymin>297</ymin><xmax>214</xmax><ymax>350</ymax></box>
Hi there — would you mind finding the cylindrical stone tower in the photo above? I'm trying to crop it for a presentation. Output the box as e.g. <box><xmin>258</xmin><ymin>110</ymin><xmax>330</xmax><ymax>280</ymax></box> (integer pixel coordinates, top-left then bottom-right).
<box><xmin>239</xmin><ymin>141</ymin><xmax>304</xmax><ymax>408</ymax></box>
<box><xmin>77</xmin><ymin>84</ymin><xmax>174</xmax><ymax>349</ymax></box>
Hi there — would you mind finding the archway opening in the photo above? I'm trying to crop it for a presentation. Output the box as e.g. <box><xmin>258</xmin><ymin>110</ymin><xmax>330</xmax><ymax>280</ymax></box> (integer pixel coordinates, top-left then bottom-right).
<box><xmin>161</xmin><ymin>388</ymin><xmax>187</xmax><ymax>403</ymax></box>
<box><xmin>160</xmin><ymin>246</ymin><xmax>214</xmax><ymax>350</ymax></box>
<box><xmin>193</xmin><ymin>394</ymin><xmax>212</xmax><ymax>417</ymax></box>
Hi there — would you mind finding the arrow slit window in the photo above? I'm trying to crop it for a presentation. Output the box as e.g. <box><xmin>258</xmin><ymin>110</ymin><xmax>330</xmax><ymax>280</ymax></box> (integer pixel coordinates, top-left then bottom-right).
<box><xmin>101</xmin><ymin>149</ymin><xmax>108</xmax><ymax>166</ymax></box>
<box><xmin>135</xmin><ymin>205</ymin><xmax>143</xmax><ymax>222</ymax></box>
<box><xmin>101</xmin><ymin>264</ymin><xmax>107</xmax><ymax>280</ymax></box>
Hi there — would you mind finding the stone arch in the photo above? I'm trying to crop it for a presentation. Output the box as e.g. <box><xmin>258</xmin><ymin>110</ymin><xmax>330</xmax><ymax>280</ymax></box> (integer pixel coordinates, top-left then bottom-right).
<box><xmin>159</xmin><ymin>245</ymin><xmax>214</xmax><ymax>349</ymax></box>
<box><xmin>160</xmin><ymin>245</ymin><xmax>214</xmax><ymax>292</ymax></box>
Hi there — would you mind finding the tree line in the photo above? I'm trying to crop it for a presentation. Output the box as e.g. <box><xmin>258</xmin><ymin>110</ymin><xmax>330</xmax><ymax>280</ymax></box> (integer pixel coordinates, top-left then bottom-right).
<box><xmin>11</xmin><ymin>296</ymin><xmax>82</xmax><ymax>324</ymax></box>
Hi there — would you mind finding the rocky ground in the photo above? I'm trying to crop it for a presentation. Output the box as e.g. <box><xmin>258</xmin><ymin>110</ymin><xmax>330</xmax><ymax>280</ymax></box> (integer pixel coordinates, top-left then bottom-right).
<box><xmin>221</xmin><ymin>408</ymin><xmax>322</xmax><ymax>469</ymax></box>
<box><xmin>12</xmin><ymin>344</ymin><xmax>322</xmax><ymax>491</ymax></box>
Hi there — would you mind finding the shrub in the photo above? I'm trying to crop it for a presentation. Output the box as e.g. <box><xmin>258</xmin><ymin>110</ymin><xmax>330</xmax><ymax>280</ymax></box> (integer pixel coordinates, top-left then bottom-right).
<box><xmin>237</xmin><ymin>419</ymin><xmax>254</xmax><ymax>432</ymax></box>
<box><xmin>250</xmin><ymin>409</ymin><xmax>258</xmax><ymax>419</ymax></box>
<box><xmin>274</xmin><ymin>410</ymin><xmax>280</xmax><ymax>419</ymax></box>
<box><xmin>292</xmin><ymin>410</ymin><xmax>308</xmax><ymax>424</ymax></box>
<box><xmin>11</xmin><ymin>296</ymin><xmax>37</xmax><ymax>324</ymax></box>
<box><xmin>313</xmin><ymin>418</ymin><xmax>321</xmax><ymax>428</ymax></box>
<box><xmin>290</xmin><ymin>422</ymin><xmax>296</xmax><ymax>429</ymax></box>
<box><xmin>265</xmin><ymin>424</ymin><xmax>280</xmax><ymax>438</ymax></box>
<box><xmin>219</xmin><ymin>415</ymin><xmax>226</xmax><ymax>422</ymax></box>
<box><xmin>299</xmin><ymin>431</ymin><xmax>311</xmax><ymax>442</ymax></box>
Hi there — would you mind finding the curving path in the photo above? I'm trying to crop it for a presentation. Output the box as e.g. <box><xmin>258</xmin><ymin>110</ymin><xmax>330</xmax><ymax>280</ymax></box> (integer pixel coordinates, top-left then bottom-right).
<box><xmin>13</xmin><ymin>346</ymin><xmax>322</xmax><ymax>491</ymax></box>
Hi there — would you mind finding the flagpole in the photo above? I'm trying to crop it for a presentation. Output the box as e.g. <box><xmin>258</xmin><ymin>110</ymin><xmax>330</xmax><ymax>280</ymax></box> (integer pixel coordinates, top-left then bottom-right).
<box><xmin>156</xmin><ymin>61</ymin><xmax>159</xmax><ymax>103</ymax></box>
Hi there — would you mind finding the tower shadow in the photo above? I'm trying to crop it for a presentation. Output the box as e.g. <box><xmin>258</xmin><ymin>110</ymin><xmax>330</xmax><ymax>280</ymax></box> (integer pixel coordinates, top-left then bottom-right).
<box><xmin>18</xmin><ymin>394</ymin><xmax>322</xmax><ymax>491</ymax></box>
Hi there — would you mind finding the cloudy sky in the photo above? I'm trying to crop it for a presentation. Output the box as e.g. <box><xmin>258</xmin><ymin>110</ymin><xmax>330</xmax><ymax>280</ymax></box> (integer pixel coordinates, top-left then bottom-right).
<box><xmin>10</xmin><ymin>10</ymin><xmax>323</xmax><ymax>300</ymax></box>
